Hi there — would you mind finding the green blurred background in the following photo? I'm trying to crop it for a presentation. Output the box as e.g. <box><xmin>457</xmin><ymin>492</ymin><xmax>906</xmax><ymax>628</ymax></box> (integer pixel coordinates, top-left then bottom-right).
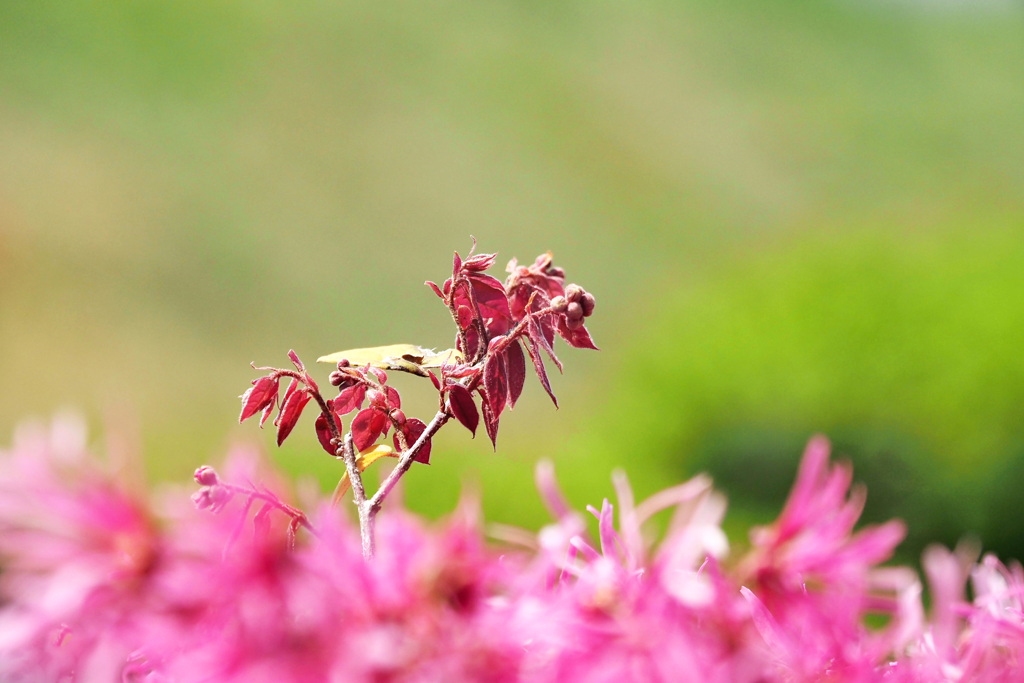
<box><xmin>1</xmin><ymin>0</ymin><xmax>1022</xmax><ymax>564</ymax></box>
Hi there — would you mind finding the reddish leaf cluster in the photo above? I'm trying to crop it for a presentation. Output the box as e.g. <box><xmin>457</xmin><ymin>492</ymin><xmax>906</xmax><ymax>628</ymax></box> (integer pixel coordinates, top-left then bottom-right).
<box><xmin>238</xmin><ymin>351</ymin><xmax>315</xmax><ymax>447</ymax></box>
<box><xmin>238</xmin><ymin>244</ymin><xmax>596</xmax><ymax>506</ymax></box>
<box><xmin>425</xmin><ymin>246</ymin><xmax>598</xmax><ymax>446</ymax></box>
<box><xmin>327</xmin><ymin>361</ymin><xmax>430</xmax><ymax>463</ymax></box>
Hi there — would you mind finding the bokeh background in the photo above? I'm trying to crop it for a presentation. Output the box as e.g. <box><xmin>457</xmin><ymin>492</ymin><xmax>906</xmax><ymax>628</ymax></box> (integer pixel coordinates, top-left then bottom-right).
<box><xmin>1</xmin><ymin>0</ymin><xmax>1022</xmax><ymax>565</ymax></box>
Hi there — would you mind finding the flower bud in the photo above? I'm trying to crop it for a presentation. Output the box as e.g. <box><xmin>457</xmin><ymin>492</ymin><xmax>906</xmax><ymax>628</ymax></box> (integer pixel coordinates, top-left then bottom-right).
<box><xmin>390</xmin><ymin>409</ymin><xmax>407</xmax><ymax>428</ymax></box>
<box><xmin>336</xmin><ymin>359</ymin><xmax>351</xmax><ymax>370</ymax></box>
<box><xmin>547</xmin><ymin>266</ymin><xmax>565</xmax><ymax>279</ymax></box>
<box><xmin>580</xmin><ymin>292</ymin><xmax>596</xmax><ymax>317</ymax></box>
<box><xmin>566</xmin><ymin>316</ymin><xmax>584</xmax><ymax>330</ymax></box>
<box><xmin>565</xmin><ymin>284</ymin><xmax>583</xmax><ymax>303</ymax></box>
<box><xmin>329</xmin><ymin>371</ymin><xmax>345</xmax><ymax>386</ymax></box>
<box><xmin>194</xmin><ymin>466</ymin><xmax>219</xmax><ymax>487</ymax></box>
<box><xmin>550</xmin><ymin>295</ymin><xmax>568</xmax><ymax>312</ymax></box>
<box><xmin>566</xmin><ymin>301</ymin><xmax>583</xmax><ymax>321</ymax></box>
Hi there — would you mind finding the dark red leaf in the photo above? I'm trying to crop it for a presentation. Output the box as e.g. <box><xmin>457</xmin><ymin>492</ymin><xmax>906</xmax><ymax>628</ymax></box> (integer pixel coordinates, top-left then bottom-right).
<box><xmin>352</xmin><ymin>408</ymin><xmax>387</xmax><ymax>452</ymax></box>
<box><xmin>385</xmin><ymin>385</ymin><xmax>401</xmax><ymax>410</ymax></box>
<box><xmin>315</xmin><ymin>412</ymin><xmax>340</xmax><ymax>455</ymax></box>
<box><xmin>557</xmin><ymin>319</ymin><xmax>599</xmax><ymax>350</ymax></box>
<box><xmin>259</xmin><ymin>395</ymin><xmax>277</xmax><ymax>428</ymax></box>
<box><xmin>528</xmin><ymin>316</ymin><xmax>563</xmax><ymax>372</ymax></box>
<box><xmin>505</xmin><ymin>341</ymin><xmax>526</xmax><ymax>409</ymax></box>
<box><xmin>334</xmin><ymin>384</ymin><xmax>367</xmax><ymax>415</ymax></box>
<box><xmin>480</xmin><ymin>395</ymin><xmax>499</xmax><ymax>449</ymax></box>
<box><xmin>239</xmin><ymin>376</ymin><xmax>279</xmax><ymax>423</ymax></box>
<box><xmin>483</xmin><ymin>350</ymin><xmax>508</xmax><ymax>422</ymax></box>
<box><xmin>452</xmin><ymin>250</ymin><xmax>463</xmax><ymax>278</ymax></box>
<box><xmin>395</xmin><ymin>418</ymin><xmax>431</xmax><ymax>464</ymax></box>
<box><xmin>281</xmin><ymin>378</ymin><xmax>299</xmax><ymax>405</ymax></box>
<box><xmin>443</xmin><ymin>363</ymin><xmax>478</xmax><ymax>379</ymax></box>
<box><xmin>425</xmin><ymin>280</ymin><xmax>445</xmax><ymax>299</ymax></box>
<box><xmin>287</xmin><ymin>349</ymin><xmax>304</xmax><ymax>372</ymax></box>
<box><xmin>447</xmin><ymin>383</ymin><xmax>479</xmax><ymax>437</ymax></box>
<box><xmin>455</xmin><ymin>301</ymin><xmax>475</xmax><ymax>329</ymax></box>
<box><xmin>276</xmin><ymin>389</ymin><xmax>310</xmax><ymax>446</ymax></box>
<box><xmin>428</xmin><ymin>370</ymin><xmax>441</xmax><ymax>390</ymax></box>
<box><xmin>524</xmin><ymin>337</ymin><xmax>558</xmax><ymax>408</ymax></box>
<box><xmin>368</xmin><ymin>366</ymin><xmax>388</xmax><ymax>384</ymax></box>
<box><xmin>468</xmin><ymin>273</ymin><xmax>513</xmax><ymax>335</ymax></box>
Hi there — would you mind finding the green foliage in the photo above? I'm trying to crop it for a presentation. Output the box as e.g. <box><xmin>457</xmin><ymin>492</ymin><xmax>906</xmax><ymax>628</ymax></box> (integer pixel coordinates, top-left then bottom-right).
<box><xmin>579</xmin><ymin>228</ymin><xmax>1024</xmax><ymax>561</ymax></box>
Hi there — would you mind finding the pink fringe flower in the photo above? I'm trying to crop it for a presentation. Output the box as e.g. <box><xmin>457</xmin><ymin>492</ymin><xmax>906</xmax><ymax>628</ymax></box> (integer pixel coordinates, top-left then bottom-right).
<box><xmin>0</xmin><ymin>420</ymin><xmax>1021</xmax><ymax>681</ymax></box>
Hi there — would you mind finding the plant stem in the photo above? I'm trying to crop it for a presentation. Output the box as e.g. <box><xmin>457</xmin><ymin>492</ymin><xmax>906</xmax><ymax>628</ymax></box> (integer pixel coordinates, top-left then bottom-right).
<box><xmin>336</xmin><ymin>433</ymin><xmax>375</xmax><ymax>559</ymax></box>
<box><xmin>367</xmin><ymin>409</ymin><xmax>449</xmax><ymax>515</ymax></box>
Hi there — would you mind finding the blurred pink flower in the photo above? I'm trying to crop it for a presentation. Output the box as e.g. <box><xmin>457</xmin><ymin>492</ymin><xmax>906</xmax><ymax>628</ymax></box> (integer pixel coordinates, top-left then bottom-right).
<box><xmin>1</xmin><ymin>420</ymin><xmax>1022</xmax><ymax>681</ymax></box>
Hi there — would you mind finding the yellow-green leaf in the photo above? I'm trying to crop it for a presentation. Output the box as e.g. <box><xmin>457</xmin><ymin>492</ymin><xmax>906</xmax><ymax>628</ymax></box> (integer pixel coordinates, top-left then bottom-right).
<box><xmin>317</xmin><ymin>344</ymin><xmax>463</xmax><ymax>376</ymax></box>
<box><xmin>330</xmin><ymin>445</ymin><xmax>397</xmax><ymax>505</ymax></box>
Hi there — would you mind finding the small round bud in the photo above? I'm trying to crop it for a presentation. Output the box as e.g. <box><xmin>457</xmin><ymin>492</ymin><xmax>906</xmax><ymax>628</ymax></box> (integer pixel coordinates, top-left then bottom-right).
<box><xmin>547</xmin><ymin>266</ymin><xmax>565</xmax><ymax>278</ymax></box>
<box><xmin>329</xmin><ymin>371</ymin><xmax>345</xmax><ymax>386</ymax></box>
<box><xmin>566</xmin><ymin>316</ymin><xmax>584</xmax><ymax>330</ymax></box>
<box><xmin>194</xmin><ymin>466</ymin><xmax>219</xmax><ymax>487</ymax></box>
<box><xmin>336</xmin><ymin>359</ymin><xmax>351</xmax><ymax>370</ymax></box>
<box><xmin>580</xmin><ymin>292</ymin><xmax>596</xmax><ymax>317</ymax></box>
<box><xmin>566</xmin><ymin>301</ymin><xmax>583</xmax><ymax>320</ymax></box>
<box><xmin>565</xmin><ymin>284</ymin><xmax>583</xmax><ymax>303</ymax></box>
<box><xmin>550</xmin><ymin>295</ymin><xmax>568</xmax><ymax>312</ymax></box>
<box><xmin>390</xmin><ymin>409</ymin><xmax>407</xmax><ymax>428</ymax></box>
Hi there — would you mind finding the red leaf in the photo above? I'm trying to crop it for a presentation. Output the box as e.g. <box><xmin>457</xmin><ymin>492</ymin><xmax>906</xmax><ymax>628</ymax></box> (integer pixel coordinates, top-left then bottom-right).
<box><xmin>428</xmin><ymin>370</ymin><xmax>441</xmax><ymax>390</ymax></box>
<box><xmin>239</xmin><ymin>376</ymin><xmax>279</xmax><ymax>423</ymax></box>
<box><xmin>395</xmin><ymin>418</ymin><xmax>431</xmax><ymax>464</ymax></box>
<box><xmin>505</xmin><ymin>340</ymin><xmax>526</xmax><ymax>409</ymax></box>
<box><xmin>453</xmin><ymin>250</ymin><xmax>463</xmax><ymax>278</ymax></box>
<box><xmin>480</xmin><ymin>395</ymin><xmax>499</xmax><ymax>449</ymax></box>
<box><xmin>483</xmin><ymin>350</ymin><xmax>508</xmax><ymax>422</ymax></box>
<box><xmin>524</xmin><ymin>337</ymin><xmax>558</xmax><ymax>408</ymax></box>
<box><xmin>315</xmin><ymin>413</ymin><xmax>339</xmax><ymax>455</ymax></box>
<box><xmin>334</xmin><ymin>384</ymin><xmax>366</xmax><ymax>415</ymax></box>
<box><xmin>557</xmin><ymin>318</ymin><xmax>599</xmax><ymax>350</ymax></box>
<box><xmin>287</xmin><ymin>349</ymin><xmax>304</xmax><ymax>372</ymax></box>
<box><xmin>447</xmin><ymin>383</ymin><xmax>479</xmax><ymax>436</ymax></box>
<box><xmin>385</xmin><ymin>385</ymin><xmax>401</xmax><ymax>410</ymax></box>
<box><xmin>259</xmin><ymin>395</ymin><xmax>277</xmax><ymax>428</ymax></box>
<box><xmin>468</xmin><ymin>273</ymin><xmax>513</xmax><ymax>336</ymax></box>
<box><xmin>352</xmin><ymin>408</ymin><xmax>387</xmax><ymax>452</ymax></box>
<box><xmin>276</xmin><ymin>388</ymin><xmax>310</xmax><ymax>446</ymax></box>
<box><xmin>281</xmin><ymin>378</ymin><xmax>299</xmax><ymax>405</ymax></box>
<box><xmin>528</xmin><ymin>316</ymin><xmax>563</xmax><ymax>372</ymax></box>
<box><xmin>368</xmin><ymin>366</ymin><xmax>388</xmax><ymax>384</ymax></box>
<box><xmin>425</xmin><ymin>280</ymin><xmax>445</xmax><ymax>299</ymax></box>
<box><xmin>456</xmin><ymin>303</ymin><xmax>475</xmax><ymax>329</ymax></box>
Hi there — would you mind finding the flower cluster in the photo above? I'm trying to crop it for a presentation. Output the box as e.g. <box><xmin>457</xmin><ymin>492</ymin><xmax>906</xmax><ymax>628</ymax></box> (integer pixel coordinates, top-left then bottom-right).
<box><xmin>1</xmin><ymin>417</ymin><xmax>1022</xmax><ymax>681</ymax></box>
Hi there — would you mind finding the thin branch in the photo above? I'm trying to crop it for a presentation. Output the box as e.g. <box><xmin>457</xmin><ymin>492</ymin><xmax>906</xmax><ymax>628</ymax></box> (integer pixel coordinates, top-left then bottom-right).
<box><xmin>368</xmin><ymin>409</ymin><xmax>449</xmax><ymax>515</ymax></box>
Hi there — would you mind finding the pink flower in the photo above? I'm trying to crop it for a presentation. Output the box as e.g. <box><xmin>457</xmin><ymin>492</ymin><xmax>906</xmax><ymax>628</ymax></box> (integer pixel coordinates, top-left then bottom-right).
<box><xmin>736</xmin><ymin>436</ymin><xmax>913</xmax><ymax>679</ymax></box>
<box><xmin>3</xmin><ymin>419</ymin><xmax>1024</xmax><ymax>681</ymax></box>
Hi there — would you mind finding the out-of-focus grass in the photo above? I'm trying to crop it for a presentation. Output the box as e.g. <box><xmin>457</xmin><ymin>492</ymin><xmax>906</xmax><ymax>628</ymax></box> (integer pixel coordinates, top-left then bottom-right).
<box><xmin>0</xmin><ymin>1</ymin><xmax>1022</xmax><ymax>558</ymax></box>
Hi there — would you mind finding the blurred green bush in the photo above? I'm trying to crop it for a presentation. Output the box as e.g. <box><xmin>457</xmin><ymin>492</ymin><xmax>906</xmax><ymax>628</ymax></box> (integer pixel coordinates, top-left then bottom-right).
<box><xmin>576</xmin><ymin>228</ymin><xmax>1024</xmax><ymax>563</ymax></box>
